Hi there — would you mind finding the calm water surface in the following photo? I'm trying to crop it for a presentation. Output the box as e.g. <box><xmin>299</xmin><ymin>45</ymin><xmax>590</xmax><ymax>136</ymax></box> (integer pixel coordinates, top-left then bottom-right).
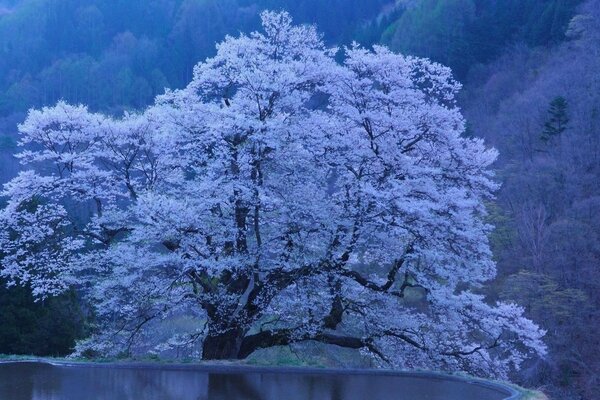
<box><xmin>0</xmin><ymin>362</ymin><xmax>509</xmax><ymax>400</ymax></box>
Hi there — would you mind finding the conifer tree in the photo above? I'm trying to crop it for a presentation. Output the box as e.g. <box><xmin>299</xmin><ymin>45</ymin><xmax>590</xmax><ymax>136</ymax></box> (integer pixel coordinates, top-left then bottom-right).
<box><xmin>541</xmin><ymin>96</ymin><xmax>569</xmax><ymax>143</ymax></box>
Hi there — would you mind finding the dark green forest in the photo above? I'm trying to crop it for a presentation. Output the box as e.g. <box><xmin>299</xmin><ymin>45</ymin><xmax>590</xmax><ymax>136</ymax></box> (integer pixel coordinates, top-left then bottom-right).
<box><xmin>0</xmin><ymin>0</ymin><xmax>578</xmax><ymax>120</ymax></box>
<box><xmin>0</xmin><ymin>1</ymin><xmax>598</xmax><ymax>399</ymax></box>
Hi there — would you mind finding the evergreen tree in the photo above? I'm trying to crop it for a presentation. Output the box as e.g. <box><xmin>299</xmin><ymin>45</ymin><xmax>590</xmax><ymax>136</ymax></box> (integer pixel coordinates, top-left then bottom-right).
<box><xmin>0</xmin><ymin>280</ymin><xmax>86</xmax><ymax>356</ymax></box>
<box><xmin>541</xmin><ymin>96</ymin><xmax>569</xmax><ymax>142</ymax></box>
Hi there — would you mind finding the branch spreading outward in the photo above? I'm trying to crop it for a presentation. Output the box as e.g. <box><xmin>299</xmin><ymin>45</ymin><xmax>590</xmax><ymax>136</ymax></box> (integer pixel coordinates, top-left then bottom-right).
<box><xmin>0</xmin><ymin>11</ymin><xmax>545</xmax><ymax>379</ymax></box>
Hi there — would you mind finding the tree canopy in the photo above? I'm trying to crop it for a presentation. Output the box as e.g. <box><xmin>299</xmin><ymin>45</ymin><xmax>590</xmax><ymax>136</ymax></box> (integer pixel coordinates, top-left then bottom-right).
<box><xmin>0</xmin><ymin>11</ymin><xmax>545</xmax><ymax>378</ymax></box>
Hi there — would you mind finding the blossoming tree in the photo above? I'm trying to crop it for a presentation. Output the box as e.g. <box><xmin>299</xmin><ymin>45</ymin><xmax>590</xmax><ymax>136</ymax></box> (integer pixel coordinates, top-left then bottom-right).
<box><xmin>0</xmin><ymin>11</ymin><xmax>545</xmax><ymax>377</ymax></box>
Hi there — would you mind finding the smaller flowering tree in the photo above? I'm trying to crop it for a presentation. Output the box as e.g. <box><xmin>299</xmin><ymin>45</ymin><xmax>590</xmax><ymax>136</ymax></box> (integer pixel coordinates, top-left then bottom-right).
<box><xmin>0</xmin><ymin>11</ymin><xmax>545</xmax><ymax>378</ymax></box>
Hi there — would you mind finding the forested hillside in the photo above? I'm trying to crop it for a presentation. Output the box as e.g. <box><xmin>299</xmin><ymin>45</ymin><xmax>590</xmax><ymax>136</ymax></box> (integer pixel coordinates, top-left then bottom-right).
<box><xmin>0</xmin><ymin>0</ymin><xmax>387</xmax><ymax>119</ymax></box>
<box><xmin>380</xmin><ymin>0</ymin><xmax>581</xmax><ymax>77</ymax></box>
<box><xmin>460</xmin><ymin>3</ymin><xmax>600</xmax><ymax>398</ymax></box>
<box><xmin>0</xmin><ymin>1</ymin><xmax>598</xmax><ymax>399</ymax></box>
<box><xmin>0</xmin><ymin>0</ymin><xmax>389</xmax><ymax>182</ymax></box>
<box><xmin>382</xmin><ymin>2</ymin><xmax>600</xmax><ymax>398</ymax></box>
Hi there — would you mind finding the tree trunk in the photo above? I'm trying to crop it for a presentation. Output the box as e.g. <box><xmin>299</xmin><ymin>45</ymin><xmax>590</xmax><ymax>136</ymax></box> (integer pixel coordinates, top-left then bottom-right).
<box><xmin>202</xmin><ymin>328</ymin><xmax>245</xmax><ymax>360</ymax></box>
<box><xmin>202</xmin><ymin>325</ymin><xmax>376</xmax><ymax>361</ymax></box>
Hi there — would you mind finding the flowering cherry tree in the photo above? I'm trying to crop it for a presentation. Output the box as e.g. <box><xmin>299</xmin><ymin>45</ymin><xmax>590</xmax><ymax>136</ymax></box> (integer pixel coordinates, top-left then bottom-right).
<box><xmin>0</xmin><ymin>11</ymin><xmax>545</xmax><ymax>377</ymax></box>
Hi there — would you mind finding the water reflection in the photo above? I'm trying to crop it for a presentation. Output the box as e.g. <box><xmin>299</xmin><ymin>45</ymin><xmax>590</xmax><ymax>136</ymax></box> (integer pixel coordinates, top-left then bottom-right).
<box><xmin>0</xmin><ymin>362</ymin><xmax>506</xmax><ymax>400</ymax></box>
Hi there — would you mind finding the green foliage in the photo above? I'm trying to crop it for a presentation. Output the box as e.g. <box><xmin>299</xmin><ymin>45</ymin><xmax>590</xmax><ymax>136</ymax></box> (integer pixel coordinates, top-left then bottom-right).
<box><xmin>484</xmin><ymin>201</ymin><xmax>516</xmax><ymax>263</ymax></box>
<box><xmin>0</xmin><ymin>0</ymin><xmax>579</xmax><ymax>115</ymax></box>
<box><xmin>381</xmin><ymin>0</ymin><xmax>582</xmax><ymax>78</ymax></box>
<box><xmin>541</xmin><ymin>96</ymin><xmax>569</xmax><ymax>142</ymax></box>
<box><xmin>0</xmin><ymin>0</ymin><xmax>388</xmax><ymax>118</ymax></box>
<box><xmin>385</xmin><ymin>0</ymin><xmax>476</xmax><ymax>77</ymax></box>
<box><xmin>0</xmin><ymin>133</ymin><xmax>15</xmax><ymax>150</ymax></box>
<box><xmin>500</xmin><ymin>271</ymin><xmax>594</xmax><ymax>392</ymax></box>
<box><xmin>0</xmin><ymin>279</ymin><xmax>86</xmax><ymax>356</ymax></box>
<box><xmin>501</xmin><ymin>271</ymin><xmax>589</xmax><ymax>326</ymax></box>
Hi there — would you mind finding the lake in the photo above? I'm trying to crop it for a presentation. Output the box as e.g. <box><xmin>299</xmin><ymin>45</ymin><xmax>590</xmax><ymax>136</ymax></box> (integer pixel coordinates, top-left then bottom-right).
<box><xmin>0</xmin><ymin>362</ymin><xmax>517</xmax><ymax>400</ymax></box>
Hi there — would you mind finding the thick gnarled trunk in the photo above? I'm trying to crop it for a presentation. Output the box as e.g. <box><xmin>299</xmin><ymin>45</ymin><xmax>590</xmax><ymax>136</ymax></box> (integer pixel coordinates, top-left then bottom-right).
<box><xmin>201</xmin><ymin>324</ymin><xmax>374</xmax><ymax>362</ymax></box>
<box><xmin>201</xmin><ymin>327</ymin><xmax>302</xmax><ymax>360</ymax></box>
<box><xmin>202</xmin><ymin>328</ymin><xmax>246</xmax><ymax>360</ymax></box>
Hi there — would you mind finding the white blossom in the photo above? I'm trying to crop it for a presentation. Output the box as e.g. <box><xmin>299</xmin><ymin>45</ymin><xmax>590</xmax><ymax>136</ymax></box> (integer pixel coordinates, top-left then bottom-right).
<box><xmin>0</xmin><ymin>11</ymin><xmax>544</xmax><ymax>378</ymax></box>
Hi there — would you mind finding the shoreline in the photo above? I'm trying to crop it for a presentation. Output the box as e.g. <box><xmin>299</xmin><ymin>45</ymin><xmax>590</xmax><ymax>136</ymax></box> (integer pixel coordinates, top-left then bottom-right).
<box><xmin>0</xmin><ymin>355</ymin><xmax>546</xmax><ymax>400</ymax></box>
